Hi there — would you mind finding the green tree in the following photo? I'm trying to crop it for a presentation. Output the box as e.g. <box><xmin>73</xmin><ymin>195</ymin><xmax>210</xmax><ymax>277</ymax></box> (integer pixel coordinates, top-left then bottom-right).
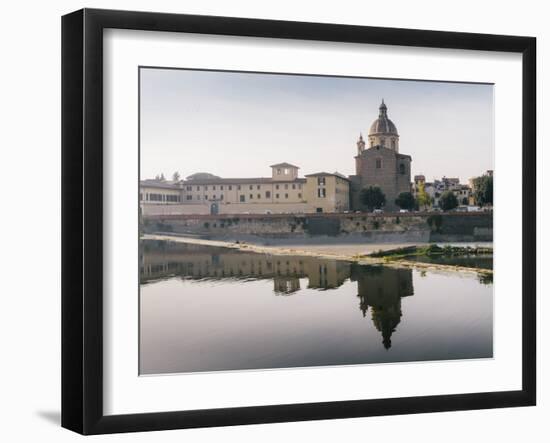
<box><xmin>416</xmin><ymin>182</ymin><xmax>432</xmax><ymax>210</ymax></box>
<box><xmin>472</xmin><ymin>175</ymin><xmax>493</xmax><ymax>206</ymax></box>
<box><xmin>360</xmin><ymin>186</ymin><xmax>386</xmax><ymax>211</ymax></box>
<box><xmin>439</xmin><ymin>191</ymin><xmax>459</xmax><ymax>211</ymax></box>
<box><xmin>172</xmin><ymin>171</ymin><xmax>181</xmax><ymax>182</ymax></box>
<box><xmin>395</xmin><ymin>192</ymin><xmax>416</xmax><ymax>210</ymax></box>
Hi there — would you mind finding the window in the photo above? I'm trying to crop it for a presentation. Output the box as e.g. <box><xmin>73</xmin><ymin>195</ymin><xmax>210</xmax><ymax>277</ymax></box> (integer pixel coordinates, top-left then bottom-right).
<box><xmin>166</xmin><ymin>195</ymin><xmax>179</xmax><ymax>202</ymax></box>
<box><xmin>220</xmin><ymin>185</ymin><xmax>224</xmax><ymax>190</ymax></box>
<box><xmin>391</xmin><ymin>139</ymin><xmax>396</xmax><ymax>150</ymax></box>
<box><xmin>204</xmin><ymin>195</ymin><xmax>208</xmax><ymax>200</ymax></box>
<box><xmin>196</xmin><ymin>186</ymin><xmax>200</xmax><ymax>191</ymax></box>
<box><xmin>249</xmin><ymin>185</ymin><xmax>253</xmax><ymax>190</ymax></box>
<box><xmin>399</xmin><ymin>164</ymin><xmax>406</xmax><ymax>175</ymax></box>
<box><xmin>276</xmin><ymin>193</ymin><xmax>280</xmax><ymax>199</ymax></box>
<box><xmin>186</xmin><ymin>195</ymin><xmax>192</xmax><ymax>200</ymax></box>
<box><xmin>257</xmin><ymin>194</ymin><xmax>261</xmax><ymax>199</ymax></box>
<box><xmin>317</xmin><ymin>188</ymin><xmax>326</xmax><ymax>198</ymax></box>
<box><xmin>220</xmin><ymin>194</ymin><xmax>224</xmax><ymax>200</ymax></box>
<box><xmin>213</xmin><ymin>185</ymin><xmax>216</xmax><ymax>190</ymax></box>
<box><xmin>317</xmin><ymin>177</ymin><xmax>326</xmax><ymax>185</ymax></box>
<box><xmin>237</xmin><ymin>185</ymin><xmax>241</xmax><ymax>190</ymax></box>
<box><xmin>284</xmin><ymin>168</ymin><xmax>289</xmax><ymax>174</ymax></box>
<box><xmin>380</xmin><ymin>138</ymin><xmax>385</xmax><ymax>147</ymax></box>
<box><xmin>228</xmin><ymin>185</ymin><xmax>232</xmax><ymax>190</ymax></box>
<box><xmin>239</xmin><ymin>195</ymin><xmax>245</xmax><ymax>202</ymax></box>
<box><xmin>257</xmin><ymin>185</ymin><xmax>260</xmax><ymax>190</ymax></box>
<box><xmin>292</xmin><ymin>184</ymin><xmax>296</xmax><ymax>189</ymax></box>
<box><xmin>213</xmin><ymin>195</ymin><xmax>216</xmax><ymax>199</ymax></box>
<box><xmin>265</xmin><ymin>191</ymin><xmax>271</xmax><ymax>198</ymax></box>
<box><xmin>285</xmin><ymin>193</ymin><xmax>288</xmax><ymax>199</ymax></box>
<box><xmin>186</xmin><ymin>186</ymin><xmax>192</xmax><ymax>191</ymax></box>
<box><xmin>249</xmin><ymin>194</ymin><xmax>253</xmax><ymax>199</ymax></box>
<box><xmin>277</xmin><ymin>168</ymin><xmax>281</xmax><ymax>175</ymax></box>
<box><xmin>370</xmin><ymin>141</ymin><xmax>374</xmax><ymax>148</ymax></box>
<box><xmin>376</xmin><ymin>158</ymin><xmax>382</xmax><ymax>169</ymax></box>
<box><xmin>140</xmin><ymin>193</ymin><xmax>143</xmax><ymax>201</ymax></box>
<box><xmin>298</xmin><ymin>193</ymin><xmax>302</xmax><ymax>199</ymax></box>
<box><xmin>275</xmin><ymin>184</ymin><xmax>279</xmax><ymax>190</ymax></box>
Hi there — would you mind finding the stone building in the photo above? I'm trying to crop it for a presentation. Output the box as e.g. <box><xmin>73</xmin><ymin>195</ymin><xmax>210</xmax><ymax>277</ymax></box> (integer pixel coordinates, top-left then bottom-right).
<box><xmin>350</xmin><ymin>100</ymin><xmax>412</xmax><ymax>212</ymax></box>
<box><xmin>140</xmin><ymin>163</ymin><xmax>350</xmax><ymax>215</ymax></box>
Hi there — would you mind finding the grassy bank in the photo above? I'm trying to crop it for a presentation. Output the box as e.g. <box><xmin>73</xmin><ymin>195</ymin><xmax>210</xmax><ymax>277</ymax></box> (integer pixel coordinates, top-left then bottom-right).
<box><xmin>368</xmin><ymin>244</ymin><xmax>493</xmax><ymax>260</ymax></box>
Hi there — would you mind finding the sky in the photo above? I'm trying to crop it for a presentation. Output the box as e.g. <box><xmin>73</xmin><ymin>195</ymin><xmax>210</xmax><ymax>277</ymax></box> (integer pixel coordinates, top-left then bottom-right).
<box><xmin>140</xmin><ymin>68</ymin><xmax>494</xmax><ymax>184</ymax></box>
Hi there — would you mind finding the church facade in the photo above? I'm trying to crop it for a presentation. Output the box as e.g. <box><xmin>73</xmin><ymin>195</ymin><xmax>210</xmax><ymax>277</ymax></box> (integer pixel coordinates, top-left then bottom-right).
<box><xmin>350</xmin><ymin>100</ymin><xmax>412</xmax><ymax>212</ymax></box>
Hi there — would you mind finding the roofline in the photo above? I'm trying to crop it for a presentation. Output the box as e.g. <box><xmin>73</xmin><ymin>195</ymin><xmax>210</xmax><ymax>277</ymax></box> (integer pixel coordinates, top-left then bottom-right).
<box><xmin>305</xmin><ymin>172</ymin><xmax>350</xmax><ymax>181</ymax></box>
<box><xmin>269</xmin><ymin>163</ymin><xmax>300</xmax><ymax>169</ymax></box>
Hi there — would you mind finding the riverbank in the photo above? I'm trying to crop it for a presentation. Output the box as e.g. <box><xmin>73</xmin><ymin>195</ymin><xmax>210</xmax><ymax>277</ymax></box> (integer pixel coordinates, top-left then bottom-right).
<box><xmin>141</xmin><ymin>233</ymin><xmax>493</xmax><ymax>276</ymax></box>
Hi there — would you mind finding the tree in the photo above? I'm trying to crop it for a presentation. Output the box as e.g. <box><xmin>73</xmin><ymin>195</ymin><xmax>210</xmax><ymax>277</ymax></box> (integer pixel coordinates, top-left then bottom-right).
<box><xmin>360</xmin><ymin>186</ymin><xmax>386</xmax><ymax>211</ymax></box>
<box><xmin>159</xmin><ymin>173</ymin><xmax>166</xmax><ymax>181</ymax></box>
<box><xmin>472</xmin><ymin>175</ymin><xmax>493</xmax><ymax>206</ymax></box>
<box><xmin>395</xmin><ymin>192</ymin><xmax>416</xmax><ymax>210</ymax></box>
<box><xmin>439</xmin><ymin>191</ymin><xmax>459</xmax><ymax>211</ymax></box>
<box><xmin>416</xmin><ymin>182</ymin><xmax>432</xmax><ymax>210</ymax></box>
<box><xmin>172</xmin><ymin>171</ymin><xmax>181</xmax><ymax>182</ymax></box>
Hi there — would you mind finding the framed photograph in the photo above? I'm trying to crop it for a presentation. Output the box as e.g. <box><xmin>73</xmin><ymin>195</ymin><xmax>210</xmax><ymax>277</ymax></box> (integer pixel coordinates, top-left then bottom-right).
<box><xmin>61</xmin><ymin>8</ymin><xmax>536</xmax><ymax>435</ymax></box>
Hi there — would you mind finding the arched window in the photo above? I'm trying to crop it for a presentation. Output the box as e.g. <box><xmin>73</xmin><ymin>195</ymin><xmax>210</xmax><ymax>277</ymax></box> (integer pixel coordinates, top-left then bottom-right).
<box><xmin>399</xmin><ymin>163</ymin><xmax>406</xmax><ymax>175</ymax></box>
<box><xmin>376</xmin><ymin>158</ymin><xmax>382</xmax><ymax>169</ymax></box>
<box><xmin>380</xmin><ymin>138</ymin><xmax>385</xmax><ymax>147</ymax></box>
<box><xmin>391</xmin><ymin>139</ymin><xmax>396</xmax><ymax>150</ymax></box>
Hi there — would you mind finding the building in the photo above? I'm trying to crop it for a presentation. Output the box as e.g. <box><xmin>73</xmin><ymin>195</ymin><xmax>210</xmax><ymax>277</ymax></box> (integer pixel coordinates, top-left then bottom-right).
<box><xmin>349</xmin><ymin>100</ymin><xmax>412</xmax><ymax>211</ymax></box>
<box><xmin>140</xmin><ymin>163</ymin><xmax>350</xmax><ymax>215</ymax></box>
<box><xmin>140</xmin><ymin>179</ymin><xmax>183</xmax><ymax>204</ymax></box>
<box><xmin>304</xmin><ymin>172</ymin><xmax>351</xmax><ymax>213</ymax></box>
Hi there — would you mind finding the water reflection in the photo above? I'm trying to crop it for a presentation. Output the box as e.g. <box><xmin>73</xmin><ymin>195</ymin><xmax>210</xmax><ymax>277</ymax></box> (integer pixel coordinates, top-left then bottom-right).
<box><xmin>140</xmin><ymin>240</ymin><xmax>493</xmax><ymax>374</ymax></box>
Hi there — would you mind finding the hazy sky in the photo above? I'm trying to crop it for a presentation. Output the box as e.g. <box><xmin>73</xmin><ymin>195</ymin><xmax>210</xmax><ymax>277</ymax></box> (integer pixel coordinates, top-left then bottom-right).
<box><xmin>140</xmin><ymin>68</ymin><xmax>493</xmax><ymax>183</ymax></box>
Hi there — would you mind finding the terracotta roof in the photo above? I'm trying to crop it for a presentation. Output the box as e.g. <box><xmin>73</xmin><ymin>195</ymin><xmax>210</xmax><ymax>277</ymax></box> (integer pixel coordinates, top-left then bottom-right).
<box><xmin>269</xmin><ymin>162</ymin><xmax>300</xmax><ymax>169</ymax></box>
<box><xmin>180</xmin><ymin>177</ymin><xmax>306</xmax><ymax>185</ymax></box>
<box><xmin>140</xmin><ymin>180</ymin><xmax>181</xmax><ymax>189</ymax></box>
<box><xmin>305</xmin><ymin>172</ymin><xmax>350</xmax><ymax>181</ymax></box>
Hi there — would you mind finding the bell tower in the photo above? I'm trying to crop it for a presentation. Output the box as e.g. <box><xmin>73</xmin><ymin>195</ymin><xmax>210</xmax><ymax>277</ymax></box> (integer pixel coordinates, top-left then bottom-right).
<box><xmin>356</xmin><ymin>133</ymin><xmax>365</xmax><ymax>155</ymax></box>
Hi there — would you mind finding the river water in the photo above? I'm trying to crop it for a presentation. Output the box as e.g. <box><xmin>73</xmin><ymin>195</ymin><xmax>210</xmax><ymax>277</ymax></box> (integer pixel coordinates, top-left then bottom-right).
<box><xmin>140</xmin><ymin>240</ymin><xmax>493</xmax><ymax>375</ymax></box>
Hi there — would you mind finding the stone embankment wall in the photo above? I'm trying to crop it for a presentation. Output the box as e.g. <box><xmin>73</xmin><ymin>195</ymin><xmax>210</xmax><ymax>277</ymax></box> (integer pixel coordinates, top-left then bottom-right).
<box><xmin>141</xmin><ymin>212</ymin><xmax>493</xmax><ymax>244</ymax></box>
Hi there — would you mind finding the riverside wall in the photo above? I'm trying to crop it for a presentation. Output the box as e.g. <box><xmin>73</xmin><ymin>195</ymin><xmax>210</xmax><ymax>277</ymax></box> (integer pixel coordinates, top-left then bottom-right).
<box><xmin>141</xmin><ymin>211</ymin><xmax>493</xmax><ymax>244</ymax></box>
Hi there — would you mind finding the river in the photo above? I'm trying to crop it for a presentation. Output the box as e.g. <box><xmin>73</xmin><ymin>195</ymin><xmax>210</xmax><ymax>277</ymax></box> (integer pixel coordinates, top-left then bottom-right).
<box><xmin>139</xmin><ymin>239</ymin><xmax>493</xmax><ymax>375</ymax></box>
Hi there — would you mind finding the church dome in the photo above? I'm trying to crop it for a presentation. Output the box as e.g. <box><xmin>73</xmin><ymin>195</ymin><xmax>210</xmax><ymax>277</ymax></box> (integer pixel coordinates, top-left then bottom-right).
<box><xmin>368</xmin><ymin>100</ymin><xmax>398</xmax><ymax>135</ymax></box>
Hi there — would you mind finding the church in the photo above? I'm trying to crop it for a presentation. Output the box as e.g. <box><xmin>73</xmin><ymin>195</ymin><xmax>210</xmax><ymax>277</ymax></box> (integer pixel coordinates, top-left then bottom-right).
<box><xmin>349</xmin><ymin>100</ymin><xmax>412</xmax><ymax>212</ymax></box>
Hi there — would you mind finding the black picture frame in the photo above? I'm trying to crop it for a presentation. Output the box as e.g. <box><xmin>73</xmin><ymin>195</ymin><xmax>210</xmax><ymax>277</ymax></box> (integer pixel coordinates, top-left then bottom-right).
<box><xmin>62</xmin><ymin>8</ymin><xmax>536</xmax><ymax>435</ymax></box>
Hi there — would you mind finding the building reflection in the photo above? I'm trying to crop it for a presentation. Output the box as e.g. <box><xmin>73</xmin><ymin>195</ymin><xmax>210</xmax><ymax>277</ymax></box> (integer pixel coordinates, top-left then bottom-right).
<box><xmin>351</xmin><ymin>265</ymin><xmax>414</xmax><ymax>349</ymax></box>
<box><xmin>140</xmin><ymin>240</ymin><xmax>414</xmax><ymax>349</ymax></box>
